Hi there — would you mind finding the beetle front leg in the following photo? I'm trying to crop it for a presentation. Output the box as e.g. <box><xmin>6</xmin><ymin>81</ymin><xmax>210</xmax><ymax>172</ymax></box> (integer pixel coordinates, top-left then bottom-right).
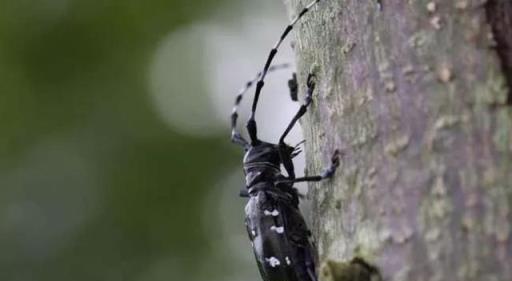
<box><xmin>278</xmin><ymin>73</ymin><xmax>317</xmax><ymax>179</ymax></box>
<box><xmin>279</xmin><ymin>73</ymin><xmax>316</xmax><ymax>145</ymax></box>
<box><xmin>276</xmin><ymin>150</ymin><xmax>340</xmax><ymax>184</ymax></box>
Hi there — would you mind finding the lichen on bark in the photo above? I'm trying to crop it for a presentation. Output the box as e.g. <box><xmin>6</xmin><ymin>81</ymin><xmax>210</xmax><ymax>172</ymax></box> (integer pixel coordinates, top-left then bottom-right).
<box><xmin>283</xmin><ymin>0</ymin><xmax>512</xmax><ymax>280</ymax></box>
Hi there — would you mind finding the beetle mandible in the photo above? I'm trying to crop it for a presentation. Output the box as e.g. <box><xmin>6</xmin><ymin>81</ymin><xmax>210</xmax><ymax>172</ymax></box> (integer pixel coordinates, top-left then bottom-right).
<box><xmin>229</xmin><ymin>1</ymin><xmax>339</xmax><ymax>281</ymax></box>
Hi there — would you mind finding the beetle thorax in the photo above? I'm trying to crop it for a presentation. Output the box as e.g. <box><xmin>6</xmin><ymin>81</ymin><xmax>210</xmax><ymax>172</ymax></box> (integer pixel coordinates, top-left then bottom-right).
<box><xmin>243</xmin><ymin>143</ymin><xmax>282</xmax><ymax>187</ymax></box>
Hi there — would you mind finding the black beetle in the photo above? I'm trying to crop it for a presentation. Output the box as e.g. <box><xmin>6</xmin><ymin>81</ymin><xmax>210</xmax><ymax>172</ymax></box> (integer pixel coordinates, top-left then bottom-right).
<box><xmin>229</xmin><ymin>1</ymin><xmax>339</xmax><ymax>280</ymax></box>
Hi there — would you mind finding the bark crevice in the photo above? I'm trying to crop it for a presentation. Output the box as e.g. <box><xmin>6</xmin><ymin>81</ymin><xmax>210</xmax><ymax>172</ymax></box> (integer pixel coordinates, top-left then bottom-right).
<box><xmin>485</xmin><ymin>0</ymin><xmax>512</xmax><ymax>105</ymax></box>
<box><xmin>320</xmin><ymin>258</ymin><xmax>382</xmax><ymax>281</ymax></box>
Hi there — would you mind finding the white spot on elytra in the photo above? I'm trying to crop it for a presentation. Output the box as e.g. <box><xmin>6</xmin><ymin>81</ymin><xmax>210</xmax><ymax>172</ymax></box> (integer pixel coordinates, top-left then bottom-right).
<box><xmin>285</xmin><ymin>256</ymin><xmax>291</xmax><ymax>265</ymax></box>
<box><xmin>264</xmin><ymin>209</ymin><xmax>279</xmax><ymax>216</ymax></box>
<box><xmin>265</xmin><ymin>257</ymin><xmax>281</xmax><ymax>267</ymax></box>
<box><xmin>251</xmin><ymin>230</ymin><xmax>256</xmax><ymax>236</ymax></box>
<box><xmin>270</xmin><ymin>226</ymin><xmax>284</xmax><ymax>234</ymax></box>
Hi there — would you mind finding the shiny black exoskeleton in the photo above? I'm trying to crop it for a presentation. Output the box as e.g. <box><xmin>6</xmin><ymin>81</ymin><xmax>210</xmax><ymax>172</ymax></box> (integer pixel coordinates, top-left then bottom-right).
<box><xmin>229</xmin><ymin>1</ymin><xmax>339</xmax><ymax>281</ymax></box>
<box><xmin>242</xmin><ymin>138</ymin><xmax>339</xmax><ymax>281</ymax></box>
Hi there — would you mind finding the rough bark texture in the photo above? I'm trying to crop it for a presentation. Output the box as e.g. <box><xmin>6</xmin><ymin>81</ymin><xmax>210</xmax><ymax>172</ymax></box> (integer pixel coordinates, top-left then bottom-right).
<box><xmin>282</xmin><ymin>1</ymin><xmax>512</xmax><ymax>280</ymax></box>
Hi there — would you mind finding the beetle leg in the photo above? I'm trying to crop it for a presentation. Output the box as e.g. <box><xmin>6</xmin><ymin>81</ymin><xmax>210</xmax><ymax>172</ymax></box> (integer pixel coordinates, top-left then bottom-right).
<box><xmin>307</xmin><ymin>266</ymin><xmax>317</xmax><ymax>281</ymax></box>
<box><xmin>288</xmin><ymin>72</ymin><xmax>298</xmax><ymax>101</ymax></box>
<box><xmin>279</xmin><ymin>73</ymin><xmax>316</xmax><ymax>144</ymax></box>
<box><xmin>276</xmin><ymin>150</ymin><xmax>340</xmax><ymax>184</ymax></box>
<box><xmin>280</xmin><ymin>148</ymin><xmax>296</xmax><ymax>179</ymax></box>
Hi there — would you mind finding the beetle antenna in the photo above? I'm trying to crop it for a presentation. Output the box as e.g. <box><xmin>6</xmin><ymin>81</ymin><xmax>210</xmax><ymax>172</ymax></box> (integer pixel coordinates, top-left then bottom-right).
<box><xmin>231</xmin><ymin>63</ymin><xmax>290</xmax><ymax>147</ymax></box>
<box><xmin>246</xmin><ymin>0</ymin><xmax>323</xmax><ymax>144</ymax></box>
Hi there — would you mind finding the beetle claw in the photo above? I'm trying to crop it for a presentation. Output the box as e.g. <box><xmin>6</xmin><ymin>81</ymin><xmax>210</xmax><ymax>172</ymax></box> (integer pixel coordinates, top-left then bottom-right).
<box><xmin>306</xmin><ymin>73</ymin><xmax>316</xmax><ymax>89</ymax></box>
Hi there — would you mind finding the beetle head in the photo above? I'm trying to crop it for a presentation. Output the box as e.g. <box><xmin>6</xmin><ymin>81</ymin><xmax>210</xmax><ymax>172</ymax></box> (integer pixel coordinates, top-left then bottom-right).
<box><xmin>243</xmin><ymin>142</ymin><xmax>281</xmax><ymax>167</ymax></box>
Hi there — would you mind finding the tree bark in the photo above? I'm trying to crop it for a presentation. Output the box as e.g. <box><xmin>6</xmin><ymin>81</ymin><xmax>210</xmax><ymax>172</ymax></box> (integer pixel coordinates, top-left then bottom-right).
<box><xmin>282</xmin><ymin>1</ymin><xmax>512</xmax><ymax>280</ymax></box>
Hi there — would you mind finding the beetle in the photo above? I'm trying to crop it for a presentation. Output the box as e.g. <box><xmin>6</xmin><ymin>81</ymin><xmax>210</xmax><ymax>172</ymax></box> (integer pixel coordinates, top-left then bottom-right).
<box><xmin>229</xmin><ymin>1</ymin><xmax>339</xmax><ymax>280</ymax></box>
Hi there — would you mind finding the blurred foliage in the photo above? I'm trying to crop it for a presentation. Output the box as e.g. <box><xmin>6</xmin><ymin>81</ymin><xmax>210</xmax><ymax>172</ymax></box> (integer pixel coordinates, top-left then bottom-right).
<box><xmin>0</xmin><ymin>0</ymin><xmax>242</xmax><ymax>280</ymax></box>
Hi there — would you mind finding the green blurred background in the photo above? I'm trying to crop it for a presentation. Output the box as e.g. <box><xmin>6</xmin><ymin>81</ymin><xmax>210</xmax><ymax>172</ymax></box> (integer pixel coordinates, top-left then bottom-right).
<box><xmin>0</xmin><ymin>0</ymin><xmax>301</xmax><ymax>280</ymax></box>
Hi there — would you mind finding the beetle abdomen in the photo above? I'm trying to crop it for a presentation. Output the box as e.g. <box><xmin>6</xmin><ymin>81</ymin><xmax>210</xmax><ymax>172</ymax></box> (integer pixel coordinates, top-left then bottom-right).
<box><xmin>245</xmin><ymin>190</ymin><xmax>317</xmax><ymax>281</ymax></box>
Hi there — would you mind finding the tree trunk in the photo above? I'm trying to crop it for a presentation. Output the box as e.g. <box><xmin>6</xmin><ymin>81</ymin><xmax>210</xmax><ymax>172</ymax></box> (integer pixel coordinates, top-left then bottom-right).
<box><xmin>282</xmin><ymin>1</ymin><xmax>512</xmax><ymax>280</ymax></box>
